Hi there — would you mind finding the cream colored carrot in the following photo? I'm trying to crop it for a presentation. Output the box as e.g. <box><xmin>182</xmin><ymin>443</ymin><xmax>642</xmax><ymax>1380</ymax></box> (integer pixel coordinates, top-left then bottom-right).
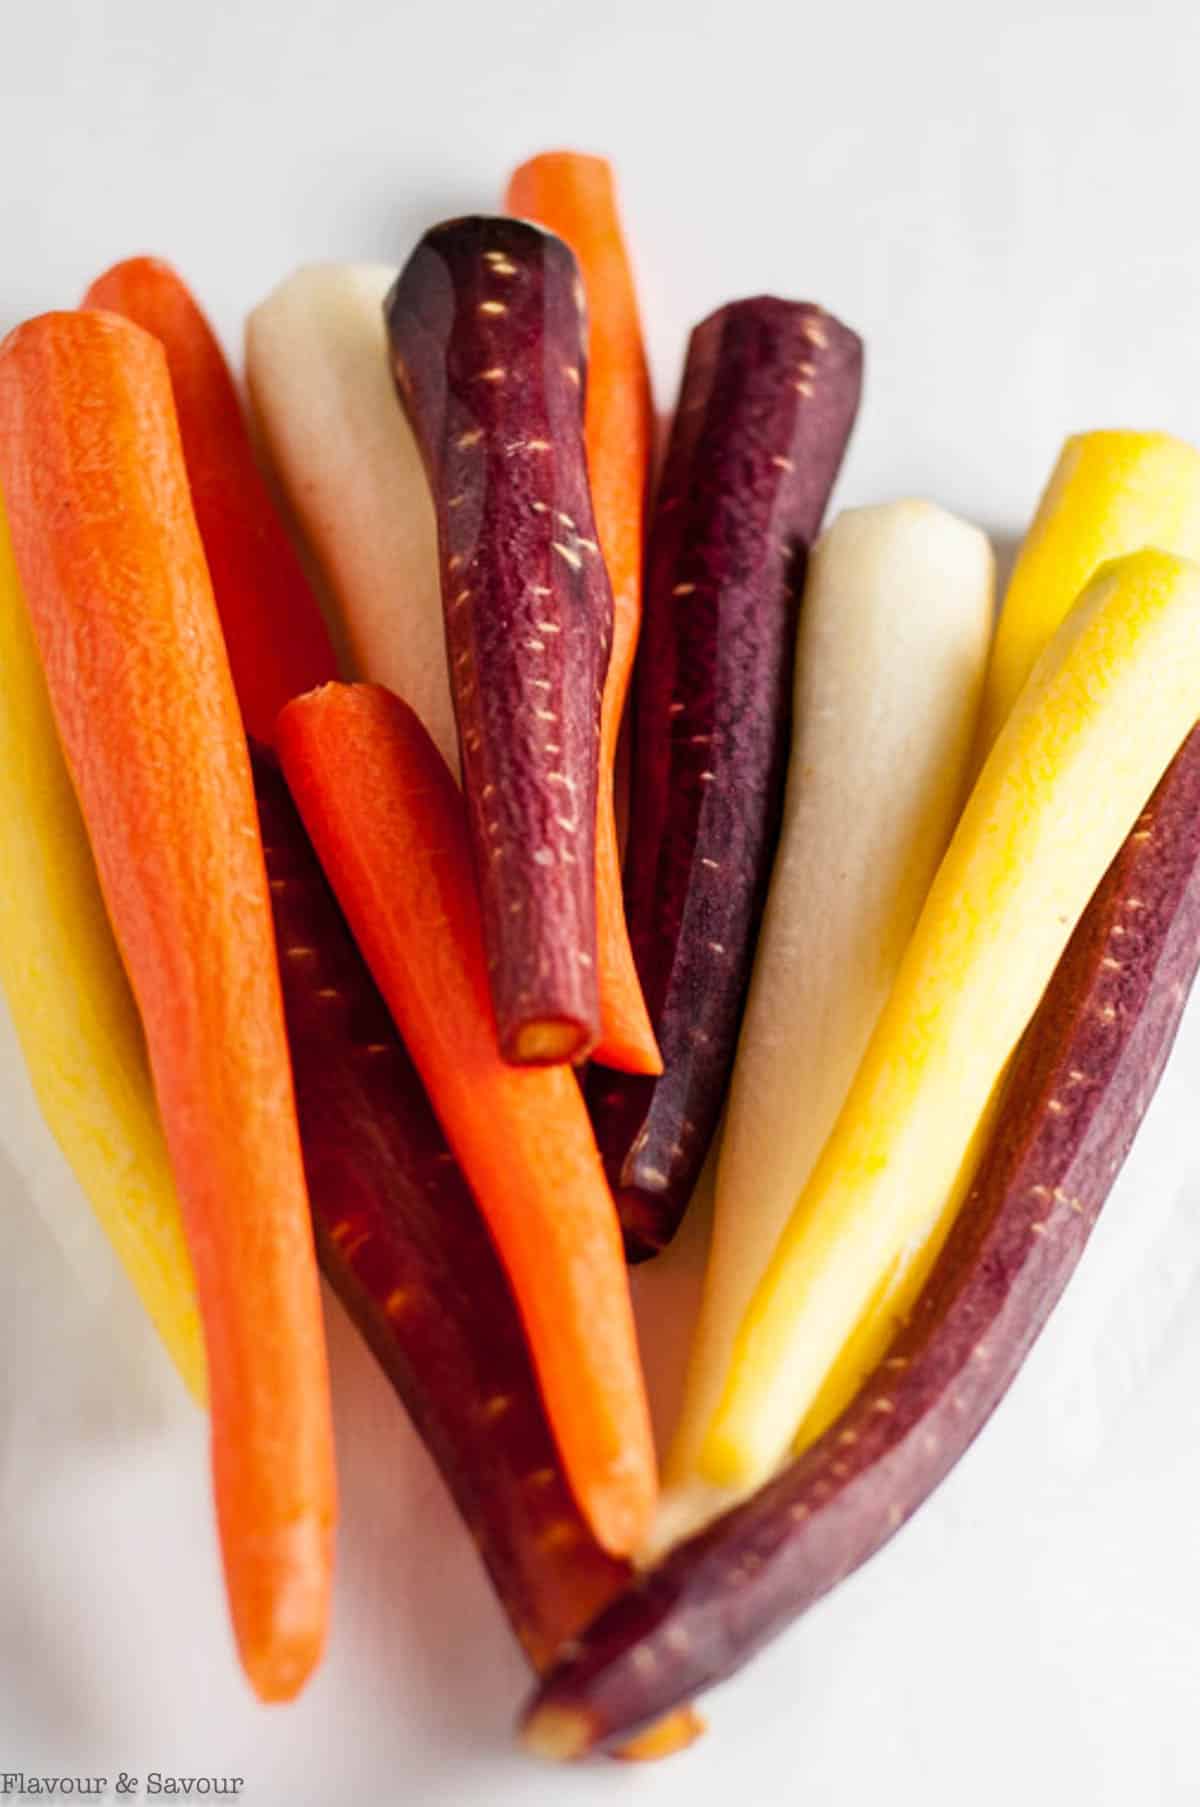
<box><xmin>664</xmin><ymin>502</ymin><xmax>993</xmax><ymax>1506</ymax></box>
<box><xmin>702</xmin><ymin>548</ymin><xmax>1200</xmax><ymax>1492</ymax></box>
<box><xmin>245</xmin><ymin>265</ymin><xmax>455</xmax><ymax>765</ymax></box>
<box><xmin>978</xmin><ymin>430</ymin><xmax>1200</xmax><ymax>753</ymax></box>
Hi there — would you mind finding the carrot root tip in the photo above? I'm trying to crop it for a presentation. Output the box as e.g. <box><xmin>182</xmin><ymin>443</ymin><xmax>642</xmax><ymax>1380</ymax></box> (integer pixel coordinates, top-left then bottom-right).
<box><xmin>520</xmin><ymin>1705</ymin><xmax>593</xmax><ymax>1763</ymax></box>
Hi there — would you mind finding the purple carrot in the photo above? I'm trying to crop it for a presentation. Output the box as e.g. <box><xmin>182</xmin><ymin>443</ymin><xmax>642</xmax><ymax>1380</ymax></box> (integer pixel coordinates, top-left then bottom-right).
<box><xmin>385</xmin><ymin>217</ymin><xmax>611</xmax><ymax>1067</ymax></box>
<box><xmin>519</xmin><ymin>729</ymin><xmax>1200</xmax><ymax>1754</ymax></box>
<box><xmin>589</xmin><ymin>297</ymin><xmax>863</xmax><ymax>1259</ymax></box>
<box><xmin>252</xmin><ymin>745</ymin><xmax>628</xmax><ymax>1671</ymax></box>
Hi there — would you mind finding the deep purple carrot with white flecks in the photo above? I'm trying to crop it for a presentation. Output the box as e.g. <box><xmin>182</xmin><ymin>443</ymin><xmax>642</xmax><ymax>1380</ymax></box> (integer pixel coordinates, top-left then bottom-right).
<box><xmin>589</xmin><ymin>296</ymin><xmax>863</xmax><ymax>1259</ymax></box>
<box><xmin>385</xmin><ymin>216</ymin><xmax>612</xmax><ymax>1068</ymax></box>
<box><xmin>253</xmin><ymin>745</ymin><xmax>630</xmax><ymax>1672</ymax></box>
<box><xmin>521</xmin><ymin>729</ymin><xmax>1200</xmax><ymax>1754</ymax></box>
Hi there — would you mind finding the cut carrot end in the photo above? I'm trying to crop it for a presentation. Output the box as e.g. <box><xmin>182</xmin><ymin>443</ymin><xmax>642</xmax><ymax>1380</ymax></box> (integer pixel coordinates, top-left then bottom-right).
<box><xmin>614</xmin><ymin>1707</ymin><xmax>707</xmax><ymax>1762</ymax></box>
<box><xmin>509</xmin><ymin>1018</ymin><xmax>592</xmax><ymax>1066</ymax></box>
<box><xmin>520</xmin><ymin>1704</ymin><xmax>593</xmax><ymax>1762</ymax></box>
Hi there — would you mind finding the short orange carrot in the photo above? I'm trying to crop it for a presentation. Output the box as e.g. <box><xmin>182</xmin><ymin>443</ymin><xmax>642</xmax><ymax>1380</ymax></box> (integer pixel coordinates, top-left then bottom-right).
<box><xmin>505</xmin><ymin>152</ymin><xmax>660</xmax><ymax>1076</ymax></box>
<box><xmin>82</xmin><ymin>257</ymin><xmax>339</xmax><ymax>743</ymax></box>
<box><xmin>277</xmin><ymin>681</ymin><xmax>657</xmax><ymax>1558</ymax></box>
<box><xmin>0</xmin><ymin>310</ymin><xmax>336</xmax><ymax>1703</ymax></box>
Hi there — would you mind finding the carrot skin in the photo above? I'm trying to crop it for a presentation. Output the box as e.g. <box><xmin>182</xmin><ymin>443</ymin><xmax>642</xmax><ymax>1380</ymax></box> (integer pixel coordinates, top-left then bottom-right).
<box><xmin>385</xmin><ymin>218</ymin><xmax>611</xmax><ymax>1067</ymax></box>
<box><xmin>83</xmin><ymin>258</ymin><xmax>339</xmax><ymax>742</ymax></box>
<box><xmin>252</xmin><ymin>745</ymin><xmax>629</xmax><ymax>1667</ymax></box>
<box><xmin>276</xmin><ymin>682</ymin><xmax>656</xmax><ymax>1558</ymax></box>
<box><xmin>504</xmin><ymin>153</ymin><xmax>660</xmax><ymax>1076</ymax></box>
<box><xmin>0</xmin><ymin>311</ymin><xmax>336</xmax><ymax>1702</ymax></box>
<box><xmin>261</xmin><ymin>746</ymin><xmax>700</xmax><ymax>1751</ymax></box>
<box><xmin>590</xmin><ymin>298</ymin><xmax>863</xmax><ymax>1259</ymax></box>
<box><xmin>263</xmin><ymin>737</ymin><xmax>699</xmax><ymax>1758</ymax></box>
<box><xmin>520</xmin><ymin>729</ymin><xmax>1200</xmax><ymax>1753</ymax></box>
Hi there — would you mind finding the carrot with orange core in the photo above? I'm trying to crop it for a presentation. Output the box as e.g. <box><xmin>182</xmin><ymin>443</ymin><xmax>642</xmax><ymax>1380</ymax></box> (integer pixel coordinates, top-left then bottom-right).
<box><xmin>277</xmin><ymin>682</ymin><xmax>656</xmax><ymax>1557</ymax></box>
<box><xmin>83</xmin><ymin>258</ymin><xmax>339</xmax><ymax>743</ymax></box>
<box><xmin>505</xmin><ymin>152</ymin><xmax>660</xmax><ymax>1076</ymax></box>
<box><xmin>0</xmin><ymin>310</ymin><xmax>336</xmax><ymax>1703</ymax></box>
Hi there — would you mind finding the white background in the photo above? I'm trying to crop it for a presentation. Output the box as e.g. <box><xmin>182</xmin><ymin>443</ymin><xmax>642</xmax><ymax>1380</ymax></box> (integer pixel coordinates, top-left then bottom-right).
<box><xmin>3</xmin><ymin>1</ymin><xmax>1200</xmax><ymax>1802</ymax></box>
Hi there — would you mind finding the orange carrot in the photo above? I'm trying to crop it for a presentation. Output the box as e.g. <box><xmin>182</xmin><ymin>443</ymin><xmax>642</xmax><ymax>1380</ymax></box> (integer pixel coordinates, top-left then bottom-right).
<box><xmin>82</xmin><ymin>258</ymin><xmax>339</xmax><ymax>743</ymax></box>
<box><xmin>505</xmin><ymin>152</ymin><xmax>660</xmax><ymax>1076</ymax></box>
<box><xmin>0</xmin><ymin>311</ymin><xmax>336</xmax><ymax>1703</ymax></box>
<box><xmin>277</xmin><ymin>681</ymin><xmax>657</xmax><ymax>1557</ymax></box>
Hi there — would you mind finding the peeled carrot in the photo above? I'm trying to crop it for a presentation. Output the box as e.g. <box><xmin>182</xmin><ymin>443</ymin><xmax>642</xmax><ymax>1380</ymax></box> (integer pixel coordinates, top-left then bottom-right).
<box><xmin>254</xmin><ymin>746</ymin><xmax>629</xmax><ymax>1661</ymax></box>
<box><xmin>977</xmin><ymin>430</ymin><xmax>1200</xmax><ymax>754</ymax></box>
<box><xmin>704</xmin><ymin>548</ymin><xmax>1200</xmax><ymax>1492</ymax></box>
<box><xmin>505</xmin><ymin>152</ymin><xmax>659</xmax><ymax>1076</ymax></box>
<box><xmin>664</xmin><ymin>502</ymin><xmax>992</xmax><ymax>1524</ymax></box>
<box><xmin>0</xmin><ymin>310</ymin><xmax>336</xmax><ymax>1702</ymax></box>
<box><xmin>254</xmin><ymin>743</ymin><xmax>699</xmax><ymax>1756</ymax></box>
<box><xmin>276</xmin><ymin>682</ymin><xmax>656</xmax><ymax>1558</ymax></box>
<box><xmin>0</xmin><ymin>494</ymin><xmax>205</xmax><ymax>1402</ymax></box>
<box><xmin>82</xmin><ymin>258</ymin><xmax>339</xmax><ymax>743</ymax></box>
<box><xmin>245</xmin><ymin>265</ymin><xmax>455</xmax><ymax>764</ymax></box>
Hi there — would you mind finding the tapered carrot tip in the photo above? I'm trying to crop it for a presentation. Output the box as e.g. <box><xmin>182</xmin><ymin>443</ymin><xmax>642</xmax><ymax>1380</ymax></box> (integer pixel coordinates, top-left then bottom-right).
<box><xmin>614</xmin><ymin>1187</ymin><xmax>672</xmax><ymax>1264</ymax></box>
<box><xmin>613</xmin><ymin>1708</ymin><xmax>707</xmax><ymax>1762</ymax></box>
<box><xmin>521</xmin><ymin>1698</ymin><xmax>705</xmax><ymax>1764</ymax></box>
<box><xmin>585</xmin><ymin>1445</ymin><xmax>657</xmax><ymax>1557</ymax></box>
<box><xmin>520</xmin><ymin>1704</ymin><xmax>593</xmax><ymax>1762</ymax></box>
<box><xmin>227</xmin><ymin>1514</ymin><xmax>334</xmax><ymax>1703</ymax></box>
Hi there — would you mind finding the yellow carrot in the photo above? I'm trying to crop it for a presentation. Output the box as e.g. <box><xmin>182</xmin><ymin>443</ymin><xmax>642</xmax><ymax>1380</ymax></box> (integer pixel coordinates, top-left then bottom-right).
<box><xmin>703</xmin><ymin>548</ymin><xmax>1200</xmax><ymax>1490</ymax></box>
<box><xmin>803</xmin><ymin>436</ymin><xmax>1200</xmax><ymax>1452</ymax></box>
<box><xmin>792</xmin><ymin>435</ymin><xmax>1200</xmax><ymax>1465</ymax></box>
<box><xmin>978</xmin><ymin>430</ymin><xmax>1200</xmax><ymax>752</ymax></box>
<box><xmin>790</xmin><ymin>1084</ymin><xmax>1002</xmax><ymax>1452</ymax></box>
<box><xmin>0</xmin><ymin>494</ymin><xmax>205</xmax><ymax>1400</ymax></box>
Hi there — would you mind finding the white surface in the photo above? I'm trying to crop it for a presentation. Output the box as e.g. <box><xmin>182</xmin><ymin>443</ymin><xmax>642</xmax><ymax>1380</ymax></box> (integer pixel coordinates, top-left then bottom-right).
<box><xmin>4</xmin><ymin>2</ymin><xmax>1200</xmax><ymax>1802</ymax></box>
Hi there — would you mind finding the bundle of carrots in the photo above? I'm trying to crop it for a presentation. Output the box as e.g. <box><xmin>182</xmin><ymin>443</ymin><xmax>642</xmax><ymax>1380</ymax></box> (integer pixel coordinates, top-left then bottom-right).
<box><xmin>2</xmin><ymin>149</ymin><xmax>1200</xmax><ymax>1761</ymax></box>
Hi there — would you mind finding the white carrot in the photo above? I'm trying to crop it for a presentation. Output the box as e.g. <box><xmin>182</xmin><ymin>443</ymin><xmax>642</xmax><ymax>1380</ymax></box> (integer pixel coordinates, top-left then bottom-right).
<box><xmin>245</xmin><ymin>264</ymin><xmax>456</xmax><ymax>767</ymax></box>
<box><xmin>661</xmin><ymin>501</ymin><xmax>992</xmax><ymax>1531</ymax></box>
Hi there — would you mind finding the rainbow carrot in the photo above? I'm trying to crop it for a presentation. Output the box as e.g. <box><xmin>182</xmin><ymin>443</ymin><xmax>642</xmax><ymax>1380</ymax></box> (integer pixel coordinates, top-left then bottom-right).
<box><xmin>83</xmin><ymin>258</ymin><xmax>339</xmax><ymax>742</ymax></box>
<box><xmin>505</xmin><ymin>152</ymin><xmax>659</xmax><ymax>1076</ymax></box>
<box><xmin>253</xmin><ymin>745</ymin><xmax>631</xmax><ymax>1661</ymax></box>
<box><xmin>276</xmin><ymin>682</ymin><xmax>656</xmax><ymax>1558</ymax></box>
<box><xmin>0</xmin><ymin>310</ymin><xmax>336</xmax><ymax>1702</ymax></box>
